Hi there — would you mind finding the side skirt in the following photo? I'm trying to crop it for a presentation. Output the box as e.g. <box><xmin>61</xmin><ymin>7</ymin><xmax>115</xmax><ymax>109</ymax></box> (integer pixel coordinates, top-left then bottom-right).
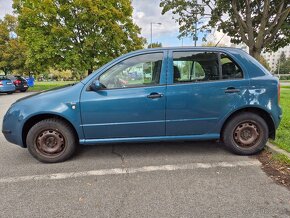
<box><xmin>79</xmin><ymin>134</ymin><xmax>220</xmax><ymax>145</ymax></box>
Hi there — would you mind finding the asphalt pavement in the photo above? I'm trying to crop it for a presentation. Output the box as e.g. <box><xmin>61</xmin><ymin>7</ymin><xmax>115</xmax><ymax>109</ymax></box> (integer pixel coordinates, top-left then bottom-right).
<box><xmin>0</xmin><ymin>92</ymin><xmax>290</xmax><ymax>218</ymax></box>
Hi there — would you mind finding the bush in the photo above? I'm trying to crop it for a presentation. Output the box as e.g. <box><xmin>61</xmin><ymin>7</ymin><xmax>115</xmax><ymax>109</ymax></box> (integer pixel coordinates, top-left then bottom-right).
<box><xmin>279</xmin><ymin>75</ymin><xmax>290</xmax><ymax>80</ymax></box>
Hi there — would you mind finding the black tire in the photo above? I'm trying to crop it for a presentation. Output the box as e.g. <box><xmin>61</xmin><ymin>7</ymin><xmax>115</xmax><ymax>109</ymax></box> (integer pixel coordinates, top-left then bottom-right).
<box><xmin>20</xmin><ymin>89</ymin><xmax>27</xmax><ymax>92</ymax></box>
<box><xmin>26</xmin><ymin>119</ymin><xmax>77</xmax><ymax>163</ymax></box>
<box><xmin>223</xmin><ymin>112</ymin><xmax>268</xmax><ymax>155</ymax></box>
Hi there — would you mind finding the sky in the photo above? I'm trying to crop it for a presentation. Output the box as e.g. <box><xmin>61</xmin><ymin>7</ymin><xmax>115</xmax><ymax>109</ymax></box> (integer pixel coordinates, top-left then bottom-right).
<box><xmin>0</xmin><ymin>0</ymin><xmax>221</xmax><ymax>47</ymax></box>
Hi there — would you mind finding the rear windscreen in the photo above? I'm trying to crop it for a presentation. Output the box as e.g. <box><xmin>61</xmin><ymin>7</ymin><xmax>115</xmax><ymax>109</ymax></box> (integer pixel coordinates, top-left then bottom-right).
<box><xmin>0</xmin><ymin>76</ymin><xmax>8</xmax><ymax>81</ymax></box>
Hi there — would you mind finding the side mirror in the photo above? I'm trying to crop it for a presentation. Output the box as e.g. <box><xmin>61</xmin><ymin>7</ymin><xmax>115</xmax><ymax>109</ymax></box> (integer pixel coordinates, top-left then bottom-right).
<box><xmin>91</xmin><ymin>80</ymin><xmax>104</xmax><ymax>91</ymax></box>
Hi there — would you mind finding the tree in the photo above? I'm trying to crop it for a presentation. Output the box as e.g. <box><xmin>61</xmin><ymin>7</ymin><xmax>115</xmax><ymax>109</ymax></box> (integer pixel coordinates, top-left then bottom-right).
<box><xmin>0</xmin><ymin>14</ymin><xmax>27</xmax><ymax>75</ymax></box>
<box><xmin>259</xmin><ymin>56</ymin><xmax>271</xmax><ymax>71</ymax></box>
<box><xmin>147</xmin><ymin>42</ymin><xmax>162</xmax><ymax>48</ymax></box>
<box><xmin>276</xmin><ymin>58</ymin><xmax>290</xmax><ymax>74</ymax></box>
<box><xmin>279</xmin><ymin>51</ymin><xmax>286</xmax><ymax>63</ymax></box>
<box><xmin>13</xmin><ymin>0</ymin><xmax>145</xmax><ymax>75</ymax></box>
<box><xmin>160</xmin><ymin>0</ymin><xmax>290</xmax><ymax>60</ymax></box>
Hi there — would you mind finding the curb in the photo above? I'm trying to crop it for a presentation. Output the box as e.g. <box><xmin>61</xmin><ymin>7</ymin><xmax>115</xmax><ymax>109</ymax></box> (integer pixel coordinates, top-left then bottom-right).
<box><xmin>266</xmin><ymin>142</ymin><xmax>290</xmax><ymax>159</ymax></box>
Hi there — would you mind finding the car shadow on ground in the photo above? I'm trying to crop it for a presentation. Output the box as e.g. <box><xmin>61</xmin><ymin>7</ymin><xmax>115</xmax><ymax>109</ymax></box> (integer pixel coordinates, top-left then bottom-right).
<box><xmin>74</xmin><ymin>140</ymin><xmax>230</xmax><ymax>161</ymax></box>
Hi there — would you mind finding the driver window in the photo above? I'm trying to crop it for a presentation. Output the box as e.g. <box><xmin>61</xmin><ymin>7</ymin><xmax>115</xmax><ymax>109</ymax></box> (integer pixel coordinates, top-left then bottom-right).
<box><xmin>99</xmin><ymin>53</ymin><xmax>163</xmax><ymax>89</ymax></box>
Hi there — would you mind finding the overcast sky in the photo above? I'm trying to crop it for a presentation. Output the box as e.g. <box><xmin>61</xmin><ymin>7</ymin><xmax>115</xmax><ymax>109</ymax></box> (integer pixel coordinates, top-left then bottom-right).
<box><xmin>0</xmin><ymin>0</ymin><xmax>212</xmax><ymax>46</ymax></box>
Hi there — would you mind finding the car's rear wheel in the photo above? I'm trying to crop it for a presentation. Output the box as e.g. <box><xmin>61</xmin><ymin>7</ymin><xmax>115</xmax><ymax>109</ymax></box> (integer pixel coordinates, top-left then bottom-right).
<box><xmin>26</xmin><ymin>119</ymin><xmax>76</xmax><ymax>163</ymax></box>
<box><xmin>20</xmin><ymin>89</ymin><xmax>27</xmax><ymax>92</ymax></box>
<box><xmin>223</xmin><ymin>112</ymin><xmax>268</xmax><ymax>155</ymax></box>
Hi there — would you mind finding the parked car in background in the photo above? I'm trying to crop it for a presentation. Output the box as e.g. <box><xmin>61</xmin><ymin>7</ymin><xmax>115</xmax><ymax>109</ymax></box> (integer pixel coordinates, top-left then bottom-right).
<box><xmin>2</xmin><ymin>47</ymin><xmax>282</xmax><ymax>163</ymax></box>
<box><xmin>0</xmin><ymin>76</ymin><xmax>15</xmax><ymax>94</ymax></box>
<box><xmin>7</xmin><ymin>75</ymin><xmax>29</xmax><ymax>92</ymax></box>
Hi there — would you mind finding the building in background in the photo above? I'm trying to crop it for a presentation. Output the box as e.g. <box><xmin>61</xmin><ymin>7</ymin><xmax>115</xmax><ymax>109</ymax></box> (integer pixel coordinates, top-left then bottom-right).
<box><xmin>262</xmin><ymin>45</ymin><xmax>290</xmax><ymax>72</ymax></box>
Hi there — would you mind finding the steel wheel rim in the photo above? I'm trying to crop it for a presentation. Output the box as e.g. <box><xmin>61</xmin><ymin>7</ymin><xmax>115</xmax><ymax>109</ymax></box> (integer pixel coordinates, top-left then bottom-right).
<box><xmin>233</xmin><ymin>121</ymin><xmax>261</xmax><ymax>148</ymax></box>
<box><xmin>35</xmin><ymin>129</ymin><xmax>66</xmax><ymax>157</ymax></box>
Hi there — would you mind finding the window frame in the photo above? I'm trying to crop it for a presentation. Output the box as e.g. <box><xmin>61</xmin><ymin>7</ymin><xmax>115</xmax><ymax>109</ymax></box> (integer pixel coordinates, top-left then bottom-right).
<box><xmin>89</xmin><ymin>52</ymin><xmax>166</xmax><ymax>91</ymax></box>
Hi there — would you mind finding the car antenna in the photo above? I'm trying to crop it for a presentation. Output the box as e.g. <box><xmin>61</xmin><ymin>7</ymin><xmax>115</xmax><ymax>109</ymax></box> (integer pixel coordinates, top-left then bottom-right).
<box><xmin>215</xmin><ymin>34</ymin><xmax>226</xmax><ymax>47</ymax></box>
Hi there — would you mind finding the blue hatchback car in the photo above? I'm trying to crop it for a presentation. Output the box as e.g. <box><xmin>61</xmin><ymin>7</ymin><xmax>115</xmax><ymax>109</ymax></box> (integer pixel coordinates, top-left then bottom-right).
<box><xmin>0</xmin><ymin>76</ymin><xmax>15</xmax><ymax>94</ymax></box>
<box><xmin>2</xmin><ymin>47</ymin><xmax>282</xmax><ymax>163</ymax></box>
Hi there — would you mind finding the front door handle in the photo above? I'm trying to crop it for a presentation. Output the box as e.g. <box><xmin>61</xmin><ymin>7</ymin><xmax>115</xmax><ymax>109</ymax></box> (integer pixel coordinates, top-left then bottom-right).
<box><xmin>225</xmin><ymin>87</ymin><xmax>240</xmax><ymax>93</ymax></box>
<box><xmin>147</xmin><ymin>92</ymin><xmax>164</xmax><ymax>99</ymax></box>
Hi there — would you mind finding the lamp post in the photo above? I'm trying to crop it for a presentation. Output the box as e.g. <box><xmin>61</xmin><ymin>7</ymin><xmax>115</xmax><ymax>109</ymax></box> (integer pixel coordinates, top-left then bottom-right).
<box><xmin>150</xmin><ymin>22</ymin><xmax>162</xmax><ymax>48</ymax></box>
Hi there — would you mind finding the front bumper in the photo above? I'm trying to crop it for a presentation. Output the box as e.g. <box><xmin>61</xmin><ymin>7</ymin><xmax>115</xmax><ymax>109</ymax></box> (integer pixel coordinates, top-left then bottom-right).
<box><xmin>2</xmin><ymin>106</ymin><xmax>25</xmax><ymax>147</ymax></box>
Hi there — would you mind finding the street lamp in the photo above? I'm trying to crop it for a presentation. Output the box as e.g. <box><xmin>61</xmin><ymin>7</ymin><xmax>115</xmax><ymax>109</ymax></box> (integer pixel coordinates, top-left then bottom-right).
<box><xmin>150</xmin><ymin>22</ymin><xmax>162</xmax><ymax>48</ymax></box>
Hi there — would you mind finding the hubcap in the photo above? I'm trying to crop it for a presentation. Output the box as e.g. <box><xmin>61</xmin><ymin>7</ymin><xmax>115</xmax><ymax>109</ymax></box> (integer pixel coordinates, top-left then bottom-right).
<box><xmin>233</xmin><ymin>122</ymin><xmax>260</xmax><ymax>148</ymax></box>
<box><xmin>36</xmin><ymin>130</ymin><xmax>65</xmax><ymax>157</ymax></box>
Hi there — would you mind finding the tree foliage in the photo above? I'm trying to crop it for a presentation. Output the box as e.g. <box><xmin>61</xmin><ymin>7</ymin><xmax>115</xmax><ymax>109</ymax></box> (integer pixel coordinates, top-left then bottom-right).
<box><xmin>160</xmin><ymin>0</ymin><xmax>290</xmax><ymax>60</ymax></box>
<box><xmin>276</xmin><ymin>58</ymin><xmax>290</xmax><ymax>74</ymax></box>
<box><xmin>147</xmin><ymin>42</ymin><xmax>162</xmax><ymax>48</ymax></box>
<box><xmin>0</xmin><ymin>14</ymin><xmax>27</xmax><ymax>75</ymax></box>
<box><xmin>279</xmin><ymin>51</ymin><xmax>287</xmax><ymax>63</ymax></box>
<box><xmin>13</xmin><ymin>0</ymin><xmax>145</xmax><ymax>74</ymax></box>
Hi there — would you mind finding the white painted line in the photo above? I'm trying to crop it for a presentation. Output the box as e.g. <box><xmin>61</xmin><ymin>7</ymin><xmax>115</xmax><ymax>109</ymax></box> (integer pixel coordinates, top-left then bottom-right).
<box><xmin>0</xmin><ymin>160</ymin><xmax>261</xmax><ymax>184</ymax></box>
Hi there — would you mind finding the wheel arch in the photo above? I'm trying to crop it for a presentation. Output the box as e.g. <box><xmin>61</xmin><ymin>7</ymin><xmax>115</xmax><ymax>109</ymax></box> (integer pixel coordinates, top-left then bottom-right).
<box><xmin>22</xmin><ymin>114</ymin><xmax>79</xmax><ymax>148</ymax></box>
<box><xmin>220</xmin><ymin>107</ymin><xmax>276</xmax><ymax>140</ymax></box>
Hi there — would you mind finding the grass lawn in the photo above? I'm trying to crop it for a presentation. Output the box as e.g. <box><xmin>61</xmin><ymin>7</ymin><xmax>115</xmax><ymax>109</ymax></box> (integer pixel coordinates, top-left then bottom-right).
<box><xmin>273</xmin><ymin>87</ymin><xmax>290</xmax><ymax>153</ymax></box>
<box><xmin>29</xmin><ymin>81</ymin><xmax>76</xmax><ymax>91</ymax></box>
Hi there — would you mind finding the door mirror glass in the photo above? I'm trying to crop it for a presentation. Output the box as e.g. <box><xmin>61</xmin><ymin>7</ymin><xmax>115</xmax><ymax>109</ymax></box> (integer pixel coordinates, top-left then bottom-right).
<box><xmin>91</xmin><ymin>80</ymin><xmax>104</xmax><ymax>91</ymax></box>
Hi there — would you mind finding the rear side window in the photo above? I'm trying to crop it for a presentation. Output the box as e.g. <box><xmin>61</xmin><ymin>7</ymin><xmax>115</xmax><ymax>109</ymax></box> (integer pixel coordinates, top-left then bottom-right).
<box><xmin>173</xmin><ymin>52</ymin><xmax>220</xmax><ymax>83</ymax></box>
<box><xmin>173</xmin><ymin>51</ymin><xmax>243</xmax><ymax>83</ymax></box>
<box><xmin>220</xmin><ymin>53</ymin><xmax>243</xmax><ymax>79</ymax></box>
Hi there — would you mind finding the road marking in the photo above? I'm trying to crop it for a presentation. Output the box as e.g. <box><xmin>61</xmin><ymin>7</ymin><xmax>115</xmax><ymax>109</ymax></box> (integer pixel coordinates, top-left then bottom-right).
<box><xmin>0</xmin><ymin>160</ymin><xmax>261</xmax><ymax>184</ymax></box>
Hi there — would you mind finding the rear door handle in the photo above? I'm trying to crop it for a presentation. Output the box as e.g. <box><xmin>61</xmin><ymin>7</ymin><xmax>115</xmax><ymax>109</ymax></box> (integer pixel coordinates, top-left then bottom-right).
<box><xmin>147</xmin><ymin>92</ymin><xmax>164</xmax><ymax>99</ymax></box>
<box><xmin>225</xmin><ymin>87</ymin><xmax>240</xmax><ymax>93</ymax></box>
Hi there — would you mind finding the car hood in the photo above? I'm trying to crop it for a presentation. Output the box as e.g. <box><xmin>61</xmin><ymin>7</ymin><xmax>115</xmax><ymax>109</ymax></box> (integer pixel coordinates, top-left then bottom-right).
<box><xmin>15</xmin><ymin>82</ymin><xmax>85</xmax><ymax>106</ymax></box>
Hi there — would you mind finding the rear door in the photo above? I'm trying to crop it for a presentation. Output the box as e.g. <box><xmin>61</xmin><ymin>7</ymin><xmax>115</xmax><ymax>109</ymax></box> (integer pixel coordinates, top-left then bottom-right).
<box><xmin>165</xmin><ymin>50</ymin><xmax>249</xmax><ymax>136</ymax></box>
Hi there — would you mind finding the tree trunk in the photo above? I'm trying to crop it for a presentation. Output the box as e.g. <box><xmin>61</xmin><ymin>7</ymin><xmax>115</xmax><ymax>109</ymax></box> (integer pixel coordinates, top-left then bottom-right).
<box><xmin>249</xmin><ymin>46</ymin><xmax>262</xmax><ymax>61</ymax></box>
<box><xmin>88</xmin><ymin>69</ymin><xmax>93</xmax><ymax>75</ymax></box>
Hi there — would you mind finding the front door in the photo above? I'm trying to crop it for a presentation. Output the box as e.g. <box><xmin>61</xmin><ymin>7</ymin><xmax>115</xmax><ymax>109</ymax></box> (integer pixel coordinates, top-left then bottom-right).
<box><xmin>80</xmin><ymin>52</ymin><xmax>167</xmax><ymax>140</ymax></box>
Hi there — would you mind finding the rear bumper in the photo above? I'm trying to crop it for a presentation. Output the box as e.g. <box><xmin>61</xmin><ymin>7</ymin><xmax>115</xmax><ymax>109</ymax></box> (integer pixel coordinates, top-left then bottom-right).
<box><xmin>15</xmin><ymin>84</ymin><xmax>28</xmax><ymax>90</ymax></box>
<box><xmin>0</xmin><ymin>86</ymin><xmax>15</xmax><ymax>92</ymax></box>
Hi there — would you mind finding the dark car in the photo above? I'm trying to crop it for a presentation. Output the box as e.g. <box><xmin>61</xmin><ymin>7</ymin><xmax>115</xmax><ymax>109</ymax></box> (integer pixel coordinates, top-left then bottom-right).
<box><xmin>2</xmin><ymin>47</ymin><xmax>282</xmax><ymax>163</ymax></box>
<box><xmin>0</xmin><ymin>76</ymin><xmax>15</xmax><ymax>94</ymax></box>
<box><xmin>7</xmin><ymin>75</ymin><xmax>29</xmax><ymax>92</ymax></box>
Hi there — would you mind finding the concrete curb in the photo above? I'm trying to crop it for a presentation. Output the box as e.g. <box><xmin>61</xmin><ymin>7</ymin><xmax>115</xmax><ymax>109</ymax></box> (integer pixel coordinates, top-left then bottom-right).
<box><xmin>266</xmin><ymin>142</ymin><xmax>290</xmax><ymax>159</ymax></box>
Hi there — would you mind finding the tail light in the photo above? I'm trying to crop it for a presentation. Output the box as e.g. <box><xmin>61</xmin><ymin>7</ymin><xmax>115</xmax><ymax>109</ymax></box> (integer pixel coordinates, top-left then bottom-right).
<box><xmin>0</xmin><ymin>81</ymin><xmax>2</xmax><ymax>87</ymax></box>
<box><xmin>278</xmin><ymin>82</ymin><xmax>280</xmax><ymax>104</ymax></box>
<box><xmin>14</xmin><ymin>80</ymin><xmax>21</xmax><ymax>85</ymax></box>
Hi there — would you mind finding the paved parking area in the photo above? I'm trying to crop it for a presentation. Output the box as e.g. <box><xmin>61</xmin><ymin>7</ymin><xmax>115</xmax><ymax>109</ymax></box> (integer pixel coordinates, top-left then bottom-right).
<box><xmin>0</xmin><ymin>92</ymin><xmax>290</xmax><ymax>217</ymax></box>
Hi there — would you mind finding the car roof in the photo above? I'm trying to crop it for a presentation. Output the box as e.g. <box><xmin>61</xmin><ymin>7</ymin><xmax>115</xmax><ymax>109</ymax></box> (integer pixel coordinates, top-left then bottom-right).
<box><xmin>132</xmin><ymin>46</ymin><xmax>246</xmax><ymax>54</ymax></box>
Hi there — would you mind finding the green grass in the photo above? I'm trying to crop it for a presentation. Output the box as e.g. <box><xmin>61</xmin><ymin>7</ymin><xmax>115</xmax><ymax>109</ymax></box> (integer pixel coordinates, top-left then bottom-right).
<box><xmin>272</xmin><ymin>153</ymin><xmax>290</xmax><ymax>165</ymax></box>
<box><xmin>273</xmin><ymin>88</ymin><xmax>290</xmax><ymax>152</ymax></box>
<box><xmin>281</xmin><ymin>86</ymin><xmax>290</xmax><ymax>89</ymax></box>
<box><xmin>29</xmin><ymin>81</ymin><xmax>76</xmax><ymax>91</ymax></box>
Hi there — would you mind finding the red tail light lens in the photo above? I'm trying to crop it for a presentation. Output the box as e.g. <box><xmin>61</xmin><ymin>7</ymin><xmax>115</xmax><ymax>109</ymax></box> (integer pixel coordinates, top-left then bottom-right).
<box><xmin>14</xmin><ymin>80</ymin><xmax>21</xmax><ymax>85</ymax></box>
<box><xmin>0</xmin><ymin>81</ymin><xmax>2</xmax><ymax>87</ymax></box>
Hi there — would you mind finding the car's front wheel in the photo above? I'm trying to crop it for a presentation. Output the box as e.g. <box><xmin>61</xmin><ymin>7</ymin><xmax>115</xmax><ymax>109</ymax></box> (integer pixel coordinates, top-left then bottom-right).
<box><xmin>26</xmin><ymin>119</ymin><xmax>77</xmax><ymax>163</ymax></box>
<box><xmin>223</xmin><ymin>112</ymin><xmax>268</xmax><ymax>155</ymax></box>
